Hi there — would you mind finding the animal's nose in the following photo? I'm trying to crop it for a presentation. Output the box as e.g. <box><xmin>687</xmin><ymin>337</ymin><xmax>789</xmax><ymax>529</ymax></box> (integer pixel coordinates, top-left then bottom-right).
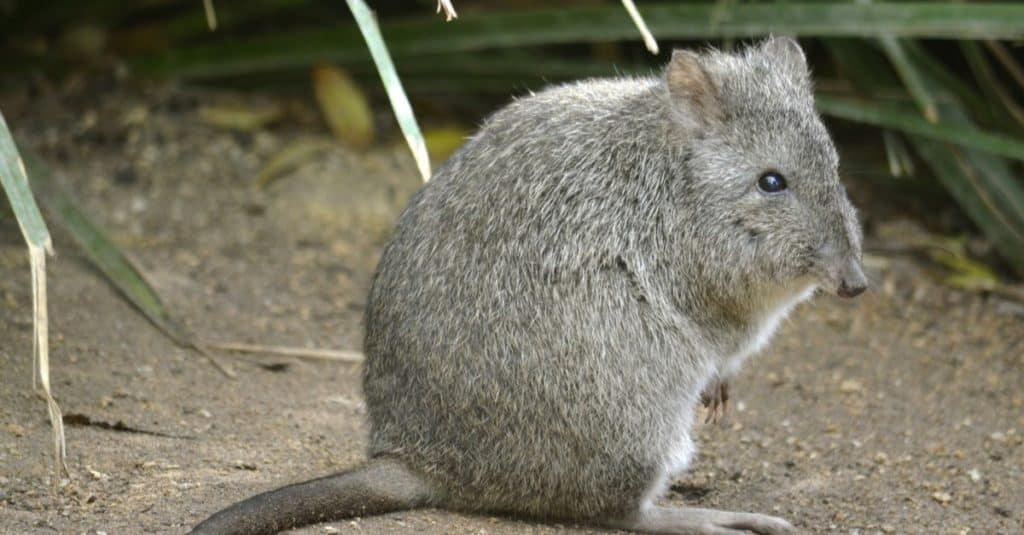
<box><xmin>837</xmin><ymin>258</ymin><xmax>868</xmax><ymax>298</ymax></box>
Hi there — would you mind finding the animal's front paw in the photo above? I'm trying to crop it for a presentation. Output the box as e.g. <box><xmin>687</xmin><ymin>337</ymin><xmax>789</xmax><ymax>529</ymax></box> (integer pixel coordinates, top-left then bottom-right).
<box><xmin>700</xmin><ymin>380</ymin><xmax>730</xmax><ymax>425</ymax></box>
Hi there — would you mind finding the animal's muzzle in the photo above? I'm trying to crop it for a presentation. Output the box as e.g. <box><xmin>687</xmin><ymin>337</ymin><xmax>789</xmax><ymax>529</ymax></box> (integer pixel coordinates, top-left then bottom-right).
<box><xmin>836</xmin><ymin>257</ymin><xmax>868</xmax><ymax>298</ymax></box>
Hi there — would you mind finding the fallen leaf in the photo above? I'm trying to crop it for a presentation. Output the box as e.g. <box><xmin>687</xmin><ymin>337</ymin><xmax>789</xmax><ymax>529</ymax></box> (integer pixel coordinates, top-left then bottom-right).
<box><xmin>198</xmin><ymin>103</ymin><xmax>282</xmax><ymax>132</ymax></box>
<box><xmin>312</xmin><ymin>63</ymin><xmax>374</xmax><ymax>149</ymax></box>
<box><xmin>255</xmin><ymin>137</ymin><xmax>335</xmax><ymax>189</ymax></box>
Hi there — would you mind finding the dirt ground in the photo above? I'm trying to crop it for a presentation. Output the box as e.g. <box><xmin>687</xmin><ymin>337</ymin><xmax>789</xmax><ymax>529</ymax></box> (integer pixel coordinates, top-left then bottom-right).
<box><xmin>1</xmin><ymin>80</ymin><xmax>1022</xmax><ymax>535</ymax></box>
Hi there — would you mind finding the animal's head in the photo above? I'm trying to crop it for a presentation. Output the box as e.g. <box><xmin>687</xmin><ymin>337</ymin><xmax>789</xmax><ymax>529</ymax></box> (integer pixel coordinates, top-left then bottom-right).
<box><xmin>665</xmin><ymin>37</ymin><xmax>866</xmax><ymax>301</ymax></box>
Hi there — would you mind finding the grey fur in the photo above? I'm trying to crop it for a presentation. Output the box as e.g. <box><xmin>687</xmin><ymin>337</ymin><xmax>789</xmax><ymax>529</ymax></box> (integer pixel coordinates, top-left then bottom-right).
<box><xmin>192</xmin><ymin>37</ymin><xmax>865</xmax><ymax>535</ymax></box>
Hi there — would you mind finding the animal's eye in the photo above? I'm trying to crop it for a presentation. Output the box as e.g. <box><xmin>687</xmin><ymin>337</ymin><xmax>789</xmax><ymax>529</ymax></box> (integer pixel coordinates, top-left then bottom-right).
<box><xmin>757</xmin><ymin>172</ymin><xmax>788</xmax><ymax>194</ymax></box>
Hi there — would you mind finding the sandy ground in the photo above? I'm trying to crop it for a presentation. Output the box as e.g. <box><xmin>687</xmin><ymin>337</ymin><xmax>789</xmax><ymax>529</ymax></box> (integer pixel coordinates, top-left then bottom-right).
<box><xmin>1</xmin><ymin>82</ymin><xmax>1022</xmax><ymax>535</ymax></box>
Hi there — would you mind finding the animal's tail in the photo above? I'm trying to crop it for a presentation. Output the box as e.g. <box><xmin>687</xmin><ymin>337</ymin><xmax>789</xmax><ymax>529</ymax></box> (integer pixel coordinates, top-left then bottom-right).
<box><xmin>189</xmin><ymin>457</ymin><xmax>434</xmax><ymax>535</ymax></box>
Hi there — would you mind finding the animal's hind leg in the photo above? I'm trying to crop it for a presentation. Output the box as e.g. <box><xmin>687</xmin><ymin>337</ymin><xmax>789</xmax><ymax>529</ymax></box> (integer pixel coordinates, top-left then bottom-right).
<box><xmin>607</xmin><ymin>505</ymin><xmax>795</xmax><ymax>535</ymax></box>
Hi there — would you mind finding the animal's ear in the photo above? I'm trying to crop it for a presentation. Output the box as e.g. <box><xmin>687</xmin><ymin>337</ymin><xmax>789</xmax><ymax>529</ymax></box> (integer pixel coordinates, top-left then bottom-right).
<box><xmin>666</xmin><ymin>49</ymin><xmax>722</xmax><ymax>127</ymax></box>
<box><xmin>759</xmin><ymin>36</ymin><xmax>809</xmax><ymax>81</ymax></box>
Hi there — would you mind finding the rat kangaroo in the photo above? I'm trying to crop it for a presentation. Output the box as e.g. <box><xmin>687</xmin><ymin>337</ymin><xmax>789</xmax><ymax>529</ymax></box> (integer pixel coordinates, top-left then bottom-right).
<box><xmin>191</xmin><ymin>37</ymin><xmax>867</xmax><ymax>534</ymax></box>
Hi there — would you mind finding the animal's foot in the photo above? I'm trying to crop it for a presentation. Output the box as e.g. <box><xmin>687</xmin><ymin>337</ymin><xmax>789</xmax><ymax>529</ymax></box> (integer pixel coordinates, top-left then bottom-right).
<box><xmin>612</xmin><ymin>505</ymin><xmax>795</xmax><ymax>535</ymax></box>
<box><xmin>700</xmin><ymin>379</ymin><xmax>730</xmax><ymax>425</ymax></box>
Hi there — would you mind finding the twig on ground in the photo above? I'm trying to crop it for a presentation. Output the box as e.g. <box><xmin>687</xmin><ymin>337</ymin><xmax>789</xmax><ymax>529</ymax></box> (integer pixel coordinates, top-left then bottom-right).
<box><xmin>206</xmin><ymin>341</ymin><xmax>365</xmax><ymax>363</ymax></box>
<box><xmin>192</xmin><ymin>341</ymin><xmax>237</xmax><ymax>377</ymax></box>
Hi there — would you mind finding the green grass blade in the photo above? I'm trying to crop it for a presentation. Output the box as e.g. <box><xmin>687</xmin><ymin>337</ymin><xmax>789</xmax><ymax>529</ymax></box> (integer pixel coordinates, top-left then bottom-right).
<box><xmin>20</xmin><ymin>151</ymin><xmax>195</xmax><ymax>348</ymax></box>
<box><xmin>895</xmin><ymin>43</ymin><xmax>1024</xmax><ymax>229</ymax></box>
<box><xmin>960</xmin><ymin>41</ymin><xmax>1024</xmax><ymax>129</ymax></box>
<box><xmin>877</xmin><ymin>37</ymin><xmax>937</xmax><ymax>122</ymax></box>
<box><xmin>899</xmin><ymin>40</ymin><xmax>1023</xmax><ymax>136</ymax></box>
<box><xmin>345</xmin><ymin>0</ymin><xmax>430</xmax><ymax>181</ymax></box>
<box><xmin>0</xmin><ymin>114</ymin><xmax>50</xmax><ymax>251</ymax></box>
<box><xmin>815</xmin><ymin>95</ymin><xmax>1024</xmax><ymax>162</ymax></box>
<box><xmin>620</xmin><ymin>0</ymin><xmax>659</xmax><ymax>54</ymax></box>
<box><xmin>910</xmin><ymin>140</ymin><xmax>1024</xmax><ymax>271</ymax></box>
<box><xmin>984</xmin><ymin>41</ymin><xmax>1024</xmax><ymax>95</ymax></box>
<box><xmin>133</xmin><ymin>2</ymin><xmax>1024</xmax><ymax>78</ymax></box>
<box><xmin>0</xmin><ymin>111</ymin><xmax>66</xmax><ymax>479</ymax></box>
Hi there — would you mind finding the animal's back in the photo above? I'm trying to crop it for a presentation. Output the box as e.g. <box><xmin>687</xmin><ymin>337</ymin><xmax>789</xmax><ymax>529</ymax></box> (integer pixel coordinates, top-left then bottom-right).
<box><xmin>193</xmin><ymin>39</ymin><xmax>854</xmax><ymax>535</ymax></box>
<box><xmin>362</xmin><ymin>77</ymin><xmax>702</xmax><ymax>519</ymax></box>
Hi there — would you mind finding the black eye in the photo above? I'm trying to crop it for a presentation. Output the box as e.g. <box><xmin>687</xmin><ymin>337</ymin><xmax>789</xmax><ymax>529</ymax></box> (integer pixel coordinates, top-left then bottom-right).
<box><xmin>757</xmin><ymin>172</ymin><xmax>788</xmax><ymax>194</ymax></box>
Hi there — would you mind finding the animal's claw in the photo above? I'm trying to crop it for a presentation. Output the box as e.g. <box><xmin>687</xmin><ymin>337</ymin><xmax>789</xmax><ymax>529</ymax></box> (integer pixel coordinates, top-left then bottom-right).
<box><xmin>701</xmin><ymin>380</ymin><xmax>730</xmax><ymax>425</ymax></box>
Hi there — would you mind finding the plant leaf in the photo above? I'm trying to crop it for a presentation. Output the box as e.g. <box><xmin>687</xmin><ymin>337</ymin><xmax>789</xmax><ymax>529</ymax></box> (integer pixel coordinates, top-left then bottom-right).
<box><xmin>826</xmin><ymin>39</ymin><xmax>1024</xmax><ymax>277</ymax></box>
<box><xmin>960</xmin><ymin>41</ymin><xmax>1024</xmax><ymax>129</ymax></box>
<box><xmin>133</xmin><ymin>3</ymin><xmax>1024</xmax><ymax>78</ymax></box>
<box><xmin>0</xmin><ymin>115</ymin><xmax>50</xmax><ymax>252</ymax></box>
<box><xmin>877</xmin><ymin>36</ymin><xmax>937</xmax><ymax>122</ymax></box>
<box><xmin>256</xmin><ymin>137</ymin><xmax>336</xmax><ymax>188</ymax></box>
<box><xmin>197</xmin><ymin>103</ymin><xmax>283</xmax><ymax>131</ymax></box>
<box><xmin>345</xmin><ymin>0</ymin><xmax>430</xmax><ymax>181</ymax></box>
<box><xmin>311</xmin><ymin>62</ymin><xmax>375</xmax><ymax>149</ymax></box>
<box><xmin>20</xmin><ymin>151</ymin><xmax>196</xmax><ymax>348</ymax></box>
<box><xmin>898</xmin><ymin>40</ymin><xmax>1024</xmax><ymax>136</ymax></box>
<box><xmin>0</xmin><ymin>111</ymin><xmax>65</xmax><ymax>479</ymax></box>
<box><xmin>815</xmin><ymin>95</ymin><xmax>1024</xmax><ymax>162</ymax></box>
<box><xmin>620</xmin><ymin>0</ymin><xmax>658</xmax><ymax>54</ymax></box>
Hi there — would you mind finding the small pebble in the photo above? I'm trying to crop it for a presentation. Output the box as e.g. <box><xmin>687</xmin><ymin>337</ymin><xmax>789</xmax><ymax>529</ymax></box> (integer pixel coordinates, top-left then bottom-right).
<box><xmin>931</xmin><ymin>491</ymin><xmax>952</xmax><ymax>504</ymax></box>
<box><xmin>840</xmin><ymin>379</ymin><xmax>863</xmax><ymax>393</ymax></box>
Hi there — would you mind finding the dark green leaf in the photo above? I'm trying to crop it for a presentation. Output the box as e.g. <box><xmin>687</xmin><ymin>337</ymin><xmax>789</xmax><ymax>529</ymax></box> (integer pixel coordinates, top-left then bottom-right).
<box><xmin>21</xmin><ymin>151</ymin><xmax>195</xmax><ymax>347</ymax></box>
<box><xmin>816</xmin><ymin>95</ymin><xmax>1024</xmax><ymax>162</ymax></box>
<box><xmin>133</xmin><ymin>3</ymin><xmax>1024</xmax><ymax>78</ymax></box>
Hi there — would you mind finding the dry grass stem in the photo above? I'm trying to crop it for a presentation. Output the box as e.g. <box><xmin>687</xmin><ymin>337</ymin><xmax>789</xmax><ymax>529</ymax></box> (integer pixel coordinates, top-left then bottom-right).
<box><xmin>30</xmin><ymin>245</ymin><xmax>68</xmax><ymax>480</ymax></box>
<box><xmin>207</xmin><ymin>341</ymin><xmax>365</xmax><ymax>363</ymax></box>
<box><xmin>437</xmin><ymin>0</ymin><xmax>457</xmax><ymax>22</ymax></box>
<box><xmin>203</xmin><ymin>0</ymin><xmax>218</xmax><ymax>31</ymax></box>
<box><xmin>984</xmin><ymin>40</ymin><xmax>1024</xmax><ymax>92</ymax></box>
